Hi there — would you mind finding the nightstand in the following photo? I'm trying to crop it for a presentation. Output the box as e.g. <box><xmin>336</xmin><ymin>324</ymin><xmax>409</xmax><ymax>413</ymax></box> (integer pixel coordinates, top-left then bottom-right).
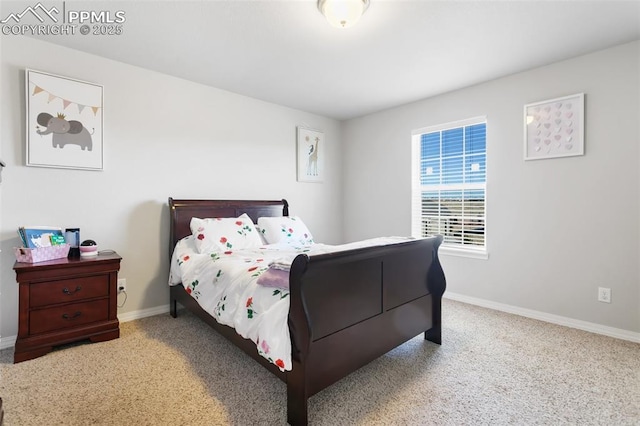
<box><xmin>13</xmin><ymin>252</ymin><xmax>121</xmax><ymax>363</ymax></box>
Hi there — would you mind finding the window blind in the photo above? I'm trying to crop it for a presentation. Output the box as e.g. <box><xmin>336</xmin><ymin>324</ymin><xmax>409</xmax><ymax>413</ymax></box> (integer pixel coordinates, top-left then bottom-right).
<box><xmin>412</xmin><ymin>118</ymin><xmax>487</xmax><ymax>251</ymax></box>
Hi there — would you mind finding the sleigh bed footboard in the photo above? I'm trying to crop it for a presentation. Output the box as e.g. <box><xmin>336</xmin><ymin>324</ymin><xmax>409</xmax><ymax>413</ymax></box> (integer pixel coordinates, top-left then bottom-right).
<box><xmin>285</xmin><ymin>236</ymin><xmax>445</xmax><ymax>425</ymax></box>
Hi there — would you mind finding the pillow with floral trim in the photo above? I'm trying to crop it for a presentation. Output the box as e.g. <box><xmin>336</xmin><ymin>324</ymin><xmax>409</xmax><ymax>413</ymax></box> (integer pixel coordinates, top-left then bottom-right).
<box><xmin>190</xmin><ymin>213</ymin><xmax>263</xmax><ymax>253</ymax></box>
<box><xmin>258</xmin><ymin>216</ymin><xmax>315</xmax><ymax>246</ymax></box>
<box><xmin>169</xmin><ymin>235</ymin><xmax>197</xmax><ymax>284</ymax></box>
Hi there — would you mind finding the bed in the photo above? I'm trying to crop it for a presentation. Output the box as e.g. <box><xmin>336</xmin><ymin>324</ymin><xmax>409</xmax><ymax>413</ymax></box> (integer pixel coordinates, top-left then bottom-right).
<box><xmin>168</xmin><ymin>198</ymin><xmax>446</xmax><ymax>425</ymax></box>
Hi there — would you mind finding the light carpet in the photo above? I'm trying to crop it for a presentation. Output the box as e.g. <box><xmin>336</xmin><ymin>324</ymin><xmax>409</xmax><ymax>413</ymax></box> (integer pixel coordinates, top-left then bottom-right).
<box><xmin>1</xmin><ymin>299</ymin><xmax>638</xmax><ymax>425</ymax></box>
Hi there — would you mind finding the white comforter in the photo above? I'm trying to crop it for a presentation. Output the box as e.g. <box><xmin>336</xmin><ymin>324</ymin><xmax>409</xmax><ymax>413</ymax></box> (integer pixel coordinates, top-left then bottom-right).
<box><xmin>169</xmin><ymin>236</ymin><xmax>413</xmax><ymax>371</ymax></box>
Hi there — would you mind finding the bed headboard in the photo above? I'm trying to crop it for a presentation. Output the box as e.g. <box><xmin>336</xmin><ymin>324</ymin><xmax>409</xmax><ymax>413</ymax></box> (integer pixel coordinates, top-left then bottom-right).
<box><xmin>168</xmin><ymin>198</ymin><xmax>289</xmax><ymax>252</ymax></box>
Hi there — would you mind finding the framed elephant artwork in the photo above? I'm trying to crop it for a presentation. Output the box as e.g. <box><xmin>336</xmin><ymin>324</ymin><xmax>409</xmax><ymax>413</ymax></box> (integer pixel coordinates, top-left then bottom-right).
<box><xmin>26</xmin><ymin>69</ymin><xmax>103</xmax><ymax>170</ymax></box>
<box><xmin>297</xmin><ymin>126</ymin><xmax>324</xmax><ymax>183</ymax></box>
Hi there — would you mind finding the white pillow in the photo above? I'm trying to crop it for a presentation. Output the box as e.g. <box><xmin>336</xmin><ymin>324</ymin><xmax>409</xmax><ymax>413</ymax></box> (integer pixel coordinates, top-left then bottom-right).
<box><xmin>169</xmin><ymin>235</ymin><xmax>198</xmax><ymax>284</ymax></box>
<box><xmin>258</xmin><ymin>216</ymin><xmax>314</xmax><ymax>246</ymax></box>
<box><xmin>190</xmin><ymin>213</ymin><xmax>263</xmax><ymax>253</ymax></box>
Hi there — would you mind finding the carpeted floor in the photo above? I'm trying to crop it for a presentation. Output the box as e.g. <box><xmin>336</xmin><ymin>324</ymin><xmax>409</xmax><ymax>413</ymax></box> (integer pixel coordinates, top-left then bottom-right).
<box><xmin>1</xmin><ymin>299</ymin><xmax>638</xmax><ymax>425</ymax></box>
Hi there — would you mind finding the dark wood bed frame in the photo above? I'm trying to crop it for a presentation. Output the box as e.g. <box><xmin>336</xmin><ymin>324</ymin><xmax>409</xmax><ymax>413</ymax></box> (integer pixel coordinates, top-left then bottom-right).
<box><xmin>168</xmin><ymin>198</ymin><xmax>446</xmax><ymax>425</ymax></box>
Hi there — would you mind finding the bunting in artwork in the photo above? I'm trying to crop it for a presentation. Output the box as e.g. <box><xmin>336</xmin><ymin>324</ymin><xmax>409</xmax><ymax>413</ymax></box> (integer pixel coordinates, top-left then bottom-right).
<box><xmin>31</xmin><ymin>83</ymin><xmax>101</xmax><ymax>116</ymax></box>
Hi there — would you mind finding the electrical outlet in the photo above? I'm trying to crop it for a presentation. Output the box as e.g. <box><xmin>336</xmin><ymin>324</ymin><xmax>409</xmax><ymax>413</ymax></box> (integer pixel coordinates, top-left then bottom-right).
<box><xmin>598</xmin><ymin>287</ymin><xmax>611</xmax><ymax>303</ymax></box>
<box><xmin>117</xmin><ymin>278</ymin><xmax>127</xmax><ymax>294</ymax></box>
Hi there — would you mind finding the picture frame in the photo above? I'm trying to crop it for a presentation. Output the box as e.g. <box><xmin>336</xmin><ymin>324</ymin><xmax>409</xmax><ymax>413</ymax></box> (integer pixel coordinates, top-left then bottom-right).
<box><xmin>524</xmin><ymin>93</ymin><xmax>584</xmax><ymax>161</ymax></box>
<box><xmin>26</xmin><ymin>69</ymin><xmax>103</xmax><ymax>170</ymax></box>
<box><xmin>297</xmin><ymin>126</ymin><xmax>324</xmax><ymax>182</ymax></box>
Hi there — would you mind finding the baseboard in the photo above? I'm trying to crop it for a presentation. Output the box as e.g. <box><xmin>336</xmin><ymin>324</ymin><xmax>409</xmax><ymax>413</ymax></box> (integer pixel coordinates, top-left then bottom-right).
<box><xmin>4</xmin><ymin>298</ymin><xmax>637</xmax><ymax>350</ymax></box>
<box><xmin>444</xmin><ymin>292</ymin><xmax>640</xmax><ymax>343</ymax></box>
<box><xmin>117</xmin><ymin>304</ymin><xmax>170</xmax><ymax>323</ymax></box>
<box><xmin>0</xmin><ymin>335</ymin><xmax>16</xmax><ymax>350</ymax></box>
<box><xmin>0</xmin><ymin>304</ymin><xmax>171</xmax><ymax>350</ymax></box>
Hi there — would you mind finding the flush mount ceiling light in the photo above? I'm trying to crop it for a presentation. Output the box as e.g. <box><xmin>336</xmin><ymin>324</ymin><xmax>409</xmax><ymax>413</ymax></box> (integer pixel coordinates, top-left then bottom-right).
<box><xmin>318</xmin><ymin>0</ymin><xmax>370</xmax><ymax>29</ymax></box>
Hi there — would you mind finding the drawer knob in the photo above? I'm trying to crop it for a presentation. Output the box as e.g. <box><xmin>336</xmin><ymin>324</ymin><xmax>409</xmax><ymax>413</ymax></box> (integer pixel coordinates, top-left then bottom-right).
<box><xmin>62</xmin><ymin>285</ymin><xmax>82</xmax><ymax>295</ymax></box>
<box><xmin>62</xmin><ymin>311</ymin><xmax>82</xmax><ymax>320</ymax></box>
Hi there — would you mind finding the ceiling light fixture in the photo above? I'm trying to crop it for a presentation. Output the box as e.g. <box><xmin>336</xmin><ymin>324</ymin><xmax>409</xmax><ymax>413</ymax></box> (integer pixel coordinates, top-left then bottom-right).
<box><xmin>318</xmin><ymin>0</ymin><xmax>370</xmax><ymax>29</ymax></box>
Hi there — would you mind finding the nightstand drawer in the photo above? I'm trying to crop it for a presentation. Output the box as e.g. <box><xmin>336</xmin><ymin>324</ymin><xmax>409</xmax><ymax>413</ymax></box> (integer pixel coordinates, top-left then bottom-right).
<box><xmin>30</xmin><ymin>275</ymin><xmax>109</xmax><ymax>307</ymax></box>
<box><xmin>29</xmin><ymin>299</ymin><xmax>109</xmax><ymax>335</ymax></box>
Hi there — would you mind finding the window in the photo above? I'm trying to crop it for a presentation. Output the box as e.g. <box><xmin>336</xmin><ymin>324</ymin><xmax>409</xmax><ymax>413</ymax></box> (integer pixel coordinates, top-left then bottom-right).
<box><xmin>412</xmin><ymin>117</ymin><xmax>487</xmax><ymax>257</ymax></box>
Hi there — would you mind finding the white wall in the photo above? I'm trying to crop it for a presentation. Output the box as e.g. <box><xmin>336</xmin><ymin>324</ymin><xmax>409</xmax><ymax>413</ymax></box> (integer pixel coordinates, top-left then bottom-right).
<box><xmin>342</xmin><ymin>41</ymin><xmax>640</xmax><ymax>333</ymax></box>
<box><xmin>0</xmin><ymin>36</ymin><xmax>343</xmax><ymax>340</ymax></box>
<box><xmin>1</xmin><ymin>37</ymin><xmax>637</xmax><ymax>343</ymax></box>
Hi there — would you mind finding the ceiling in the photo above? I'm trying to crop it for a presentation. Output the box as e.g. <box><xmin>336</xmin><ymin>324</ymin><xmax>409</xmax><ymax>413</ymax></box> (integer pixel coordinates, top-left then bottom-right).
<box><xmin>8</xmin><ymin>0</ymin><xmax>640</xmax><ymax>120</ymax></box>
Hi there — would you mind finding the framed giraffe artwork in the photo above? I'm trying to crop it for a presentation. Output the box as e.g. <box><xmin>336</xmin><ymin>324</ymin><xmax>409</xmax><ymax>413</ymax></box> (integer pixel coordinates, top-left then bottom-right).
<box><xmin>524</xmin><ymin>93</ymin><xmax>584</xmax><ymax>161</ymax></box>
<box><xmin>297</xmin><ymin>126</ymin><xmax>324</xmax><ymax>182</ymax></box>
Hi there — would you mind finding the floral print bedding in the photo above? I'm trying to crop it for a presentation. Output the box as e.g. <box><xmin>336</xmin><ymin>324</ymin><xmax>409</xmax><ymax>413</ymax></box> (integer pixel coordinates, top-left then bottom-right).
<box><xmin>169</xmin><ymin>235</ymin><xmax>414</xmax><ymax>371</ymax></box>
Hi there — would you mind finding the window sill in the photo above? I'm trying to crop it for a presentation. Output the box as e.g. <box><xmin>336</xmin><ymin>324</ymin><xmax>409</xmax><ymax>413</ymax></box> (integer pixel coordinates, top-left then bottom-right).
<box><xmin>439</xmin><ymin>245</ymin><xmax>489</xmax><ymax>260</ymax></box>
